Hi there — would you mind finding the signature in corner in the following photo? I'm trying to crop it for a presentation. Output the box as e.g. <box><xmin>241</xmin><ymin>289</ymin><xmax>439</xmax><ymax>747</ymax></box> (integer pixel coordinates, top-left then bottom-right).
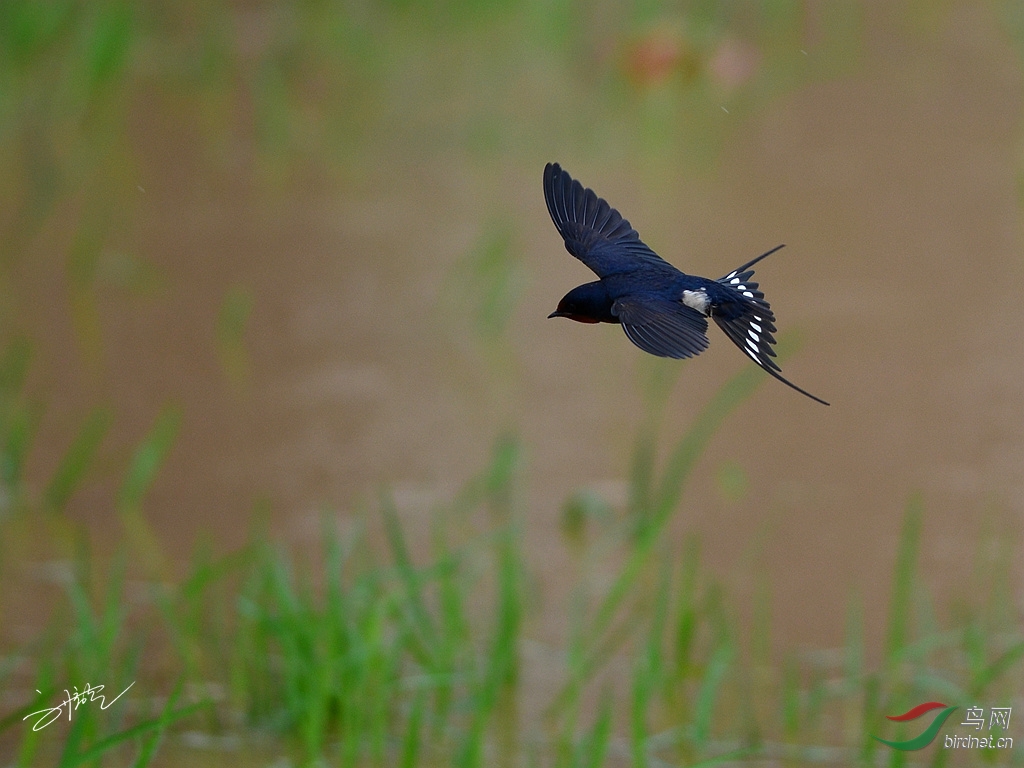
<box><xmin>23</xmin><ymin>681</ymin><xmax>136</xmax><ymax>731</ymax></box>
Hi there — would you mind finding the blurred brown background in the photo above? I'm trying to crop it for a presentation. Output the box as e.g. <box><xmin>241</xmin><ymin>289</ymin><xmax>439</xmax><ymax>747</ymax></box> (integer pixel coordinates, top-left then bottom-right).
<box><xmin>5</xmin><ymin>0</ymin><xmax>1023</xmax><ymax>666</ymax></box>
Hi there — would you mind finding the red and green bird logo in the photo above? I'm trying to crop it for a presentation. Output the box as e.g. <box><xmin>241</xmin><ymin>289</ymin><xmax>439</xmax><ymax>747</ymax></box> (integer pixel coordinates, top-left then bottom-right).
<box><xmin>873</xmin><ymin>702</ymin><xmax>958</xmax><ymax>751</ymax></box>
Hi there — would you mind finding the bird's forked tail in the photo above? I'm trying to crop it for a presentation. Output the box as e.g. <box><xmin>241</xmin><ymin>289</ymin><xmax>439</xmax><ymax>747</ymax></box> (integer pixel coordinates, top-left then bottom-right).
<box><xmin>712</xmin><ymin>245</ymin><xmax>830</xmax><ymax>406</ymax></box>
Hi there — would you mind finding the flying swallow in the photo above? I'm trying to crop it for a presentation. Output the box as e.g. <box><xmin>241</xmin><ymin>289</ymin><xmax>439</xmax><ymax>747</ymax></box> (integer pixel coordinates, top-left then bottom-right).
<box><xmin>544</xmin><ymin>162</ymin><xmax>828</xmax><ymax>405</ymax></box>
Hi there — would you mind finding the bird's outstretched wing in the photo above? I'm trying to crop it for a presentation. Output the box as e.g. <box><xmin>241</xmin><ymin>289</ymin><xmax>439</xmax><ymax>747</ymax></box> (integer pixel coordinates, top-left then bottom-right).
<box><xmin>612</xmin><ymin>296</ymin><xmax>710</xmax><ymax>359</ymax></box>
<box><xmin>543</xmin><ymin>163</ymin><xmax>675</xmax><ymax>278</ymax></box>
<box><xmin>713</xmin><ymin>248</ymin><xmax>830</xmax><ymax>405</ymax></box>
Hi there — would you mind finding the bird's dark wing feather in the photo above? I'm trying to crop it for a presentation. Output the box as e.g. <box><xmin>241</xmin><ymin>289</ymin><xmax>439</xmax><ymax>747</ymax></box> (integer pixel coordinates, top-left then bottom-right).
<box><xmin>544</xmin><ymin>163</ymin><xmax>675</xmax><ymax>278</ymax></box>
<box><xmin>712</xmin><ymin>262</ymin><xmax>830</xmax><ymax>406</ymax></box>
<box><xmin>612</xmin><ymin>297</ymin><xmax>710</xmax><ymax>359</ymax></box>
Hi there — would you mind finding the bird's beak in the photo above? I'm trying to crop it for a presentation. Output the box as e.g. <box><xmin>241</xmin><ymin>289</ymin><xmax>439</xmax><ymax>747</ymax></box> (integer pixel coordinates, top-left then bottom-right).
<box><xmin>548</xmin><ymin>311</ymin><xmax>564</xmax><ymax>319</ymax></box>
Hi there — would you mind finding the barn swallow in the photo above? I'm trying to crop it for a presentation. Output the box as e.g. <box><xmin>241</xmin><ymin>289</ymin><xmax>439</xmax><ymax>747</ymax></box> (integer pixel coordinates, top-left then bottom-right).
<box><xmin>544</xmin><ymin>162</ymin><xmax>829</xmax><ymax>405</ymax></box>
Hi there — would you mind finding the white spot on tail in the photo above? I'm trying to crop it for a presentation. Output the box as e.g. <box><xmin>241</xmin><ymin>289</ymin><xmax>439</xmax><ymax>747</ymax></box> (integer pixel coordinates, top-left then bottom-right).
<box><xmin>750</xmin><ymin>322</ymin><xmax>762</xmax><ymax>333</ymax></box>
<box><xmin>748</xmin><ymin>330</ymin><xmax>759</xmax><ymax>343</ymax></box>
<box><xmin>743</xmin><ymin>291</ymin><xmax>754</xmax><ymax>298</ymax></box>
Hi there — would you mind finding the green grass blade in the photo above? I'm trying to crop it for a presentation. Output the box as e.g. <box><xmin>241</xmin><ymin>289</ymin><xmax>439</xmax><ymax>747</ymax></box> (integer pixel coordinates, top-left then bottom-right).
<box><xmin>581</xmin><ymin>688</ymin><xmax>613</xmax><ymax>768</ymax></box>
<box><xmin>132</xmin><ymin>679</ymin><xmax>184</xmax><ymax>768</ymax></box>
<box><xmin>628</xmin><ymin>359</ymin><xmax>678</xmax><ymax>520</ymax></box>
<box><xmin>567</xmin><ymin>367</ymin><xmax>763</xmax><ymax>686</ymax></box>
<box><xmin>117</xmin><ymin>405</ymin><xmax>181</xmax><ymax>577</ymax></box>
<box><xmin>970</xmin><ymin>639</ymin><xmax>1024</xmax><ymax>696</ymax></box>
<box><xmin>1</xmin><ymin>400</ymin><xmax>41</xmax><ymax>497</ymax></box>
<box><xmin>885</xmin><ymin>494</ymin><xmax>922</xmax><ymax>668</ymax></box>
<box><xmin>691</xmin><ymin>642</ymin><xmax>734</xmax><ymax>748</ymax></box>
<box><xmin>83</xmin><ymin>1</ymin><xmax>134</xmax><ymax>93</ymax></box>
<box><xmin>0</xmin><ymin>688</ymin><xmax>53</xmax><ymax>734</ymax></box>
<box><xmin>381</xmin><ymin>493</ymin><xmax>438</xmax><ymax>664</ymax></box>
<box><xmin>63</xmin><ymin>701</ymin><xmax>207</xmax><ymax>767</ymax></box>
<box><xmin>652</xmin><ymin>363</ymin><xmax>765</xmax><ymax>519</ymax></box>
<box><xmin>56</xmin><ymin>700</ymin><xmax>90</xmax><ymax>768</ymax></box>
<box><xmin>672</xmin><ymin>535</ymin><xmax>701</xmax><ymax>684</ymax></box>
<box><xmin>117</xmin><ymin>404</ymin><xmax>181</xmax><ymax>513</ymax></box>
<box><xmin>781</xmin><ymin>653</ymin><xmax>800</xmax><ymax>737</ymax></box>
<box><xmin>216</xmin><ymin>283</ymin><xmax>254</xmax><ymax>386</ymax></box>
<box><xmin>843</xmin><ymin>595</ymin><xmax>865</xmax><ymax>743</ymax></box>
<box><xmin>44</xmin><ymin>407</ymin><xmax>112</xmax><ymax>513</ymax></box>
<box><xmin>400</xmin><ymin>690</ymin><xmax>426</xmax><ymax>768</ymax></box>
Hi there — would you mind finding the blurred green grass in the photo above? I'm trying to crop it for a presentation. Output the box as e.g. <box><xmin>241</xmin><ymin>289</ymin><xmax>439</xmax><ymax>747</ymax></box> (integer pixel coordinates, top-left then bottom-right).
<box><xmin>1</xmin><ymin>357</ymin><xmax>1022</xmax><ymax>765</ymax></box>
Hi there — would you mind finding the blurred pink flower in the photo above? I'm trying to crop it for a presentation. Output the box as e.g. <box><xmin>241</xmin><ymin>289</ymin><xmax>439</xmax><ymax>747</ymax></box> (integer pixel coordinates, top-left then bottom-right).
<box><xmin>708</xmin><ymin>38</ymin><xmax>760</xmax><ymax>90</ymax></box>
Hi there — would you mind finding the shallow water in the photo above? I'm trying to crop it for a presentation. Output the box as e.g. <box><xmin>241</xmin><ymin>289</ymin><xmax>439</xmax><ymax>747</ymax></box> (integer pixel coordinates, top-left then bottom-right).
<box><xmin>12</xmin><ymin>2</ymin><xmax>1024</xmax><ymax>678</ymax></box>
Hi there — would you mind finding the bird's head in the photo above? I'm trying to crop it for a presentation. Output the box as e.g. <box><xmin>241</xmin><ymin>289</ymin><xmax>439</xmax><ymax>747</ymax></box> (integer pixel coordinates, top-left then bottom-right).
<box><xmin>548</xmin><ymin>281</ymin><xmax>615</xmax><ymax>324</ymax></box>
